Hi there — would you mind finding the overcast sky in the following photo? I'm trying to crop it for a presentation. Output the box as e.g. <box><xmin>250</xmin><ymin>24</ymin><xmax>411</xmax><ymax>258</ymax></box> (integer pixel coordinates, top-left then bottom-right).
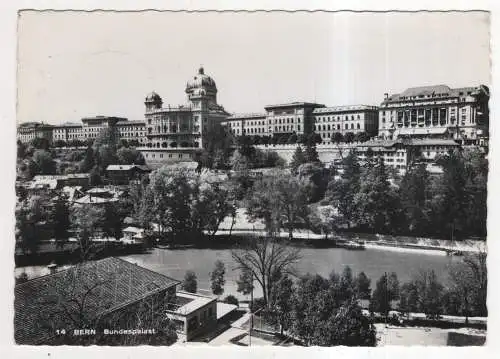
<box><xmin>17</xmin><ymin>10</ymin><xmax>490</xmax><ymax>125</ymax></box>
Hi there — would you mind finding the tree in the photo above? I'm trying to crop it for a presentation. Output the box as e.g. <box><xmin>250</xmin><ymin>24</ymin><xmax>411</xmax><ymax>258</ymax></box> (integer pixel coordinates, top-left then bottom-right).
<box><xmin>17</xmin><ymin>140</ymin><xmax>27</xmax><ymax>160</ymax></box>
<box><xmin>229</xmin><ymin>149</ymin><xmax>251</xmax><ymax>171</ymax></box>
<box><xmin>79</xmin><ymin>146</ymin><xmax>95</xmax><ymax>173</ymax></box>
<box><xmin>145</xmin><ymin>169</ymin><xmax>193</xmax><ymax>240</ymax></box>
<box><xmin>71</xmin><ymin>205</ymin><xmax>106</xmax><ymax>261</ymax></box>
<box><xmin>355</xmin><ymin>272</ymin><xmax>372</xmax><ymax>300</ymax></box>
<box><xmin>15</xmin><ymin>204</ymin><xmax>39</xmax><ymax>255</ymax></box>
<box><xmin>344</xmin><ymin>132</ymin><xmax>355</xmax><ymax>143</ymax></box>
<box><xmin>291</xmin><ymin>273</ymin><xmax>376</xmax><ymax>346</ymax></box>
<box><xmin>246</xmin><ymin>176</ymin><xmax>312</xmax><ymax>239</ymax></box>
<box><xmin>117</xmin><ymin>147</ymin><xmax>145</xmax><ymax>165</ymax></box>
<box><xmin>231</xmin><ymin>236</ymin><xmax>301</xmax><ymax>308</ymax></box>
<box><xmin>400</xmin><ymin>270</ymin><xmax>444</xmax><ymax>318</ymax></box>
<box><xmin>182</xmin><ymin>270</ymin><xmax>197</xmax><ymax>293</ymax></box>
<box><xmin>30</xmin><ymin>137</ymin><xmax>50</xmax><ymax>151</ymax></box>
<box><xmin>332</xmin><ymin>132</ymin><xmax>344</xmax><ymax>144</ymax></box>
<box><xmin>399</xmin><ymin>163</ymin><xmax>430</xmax><ymax>235</ymax></box>
<box><xmin>287</xmin><ymin>133</ymin><xmax>298</xmax><ymax>144</ymax></box>
<box><xmin>32</xmin><ymin>149</ymin><xmax>56</xmax><ymax>175</ymax></box>
<box><xmin>89</xmin><ymin>165</ymin><xmax>103</xmax><ymax>186</ymax></box>
<box><xmin>199</xmin><ymin>181</ymin><xmax>235</xmax><ymax>238</ymax></box>
<box><xmin>290</xmin><ymin>146</ymin><xmax>306</xmax><ymax>173</ymax></box>
<box><xmin>224</xmin><ymin>295</ymin><xmax>239</xmax><ymax>306</ymax></box>
<box><xmin>370</xmin><ymin>272</ymin><xmax>399</xmax><ymax>315</ymax></box>
<box><xmin>210</xmin><ymin>260</ymin><xmax>226</xmax><ymax>296</ymax></box>
<box><xmin>49</xmin><ymin>193</ymin><xmax>71</xmax><ymax>248</ymax></box>
<box><xmin>267</xmin><ymin>274</ymin><xmax>294</xmax><ymax>335</ymax></box>
<box><xmin>354</xmin><ymin>132</ymin><xmax>370</xmax><ymax>143</ymax></box>
<box><xmin>102</xmin><ymin>203</ymin><xmax>123</xmax><ymax>240</ymax></box>
<box><xmin>326</xmin><ymin>151</ymin><xmax>360</xmax><ymax>228</ymax></box>
<box><xmin>339</xmin><ymin>266</ymin><xmax>355</xmax><ymax>301</ymax></box>
<box><xmin>354</xmin><ymin>157</ymin><xmax>401</xmax><ymax>233</ymax></box>
<box><xmin>297</xmin><ymin>162</ymin><xmax>330</xmax><ymax>203</ymax></box>
<box><xmin>236</xmin><ymin>267</ymin><xmax>254</xmax><ymax>296</ymax></box>
<box><xmin>448</xmin><ymin>251</ymin><xmax>487</xmax><ymax>322</ymax></box>
<box><xmin>304</xmin><ymin>142</ymin><xmax>320</xmax><ymax>163</ymax></box>
<box><xmin>434</xmin><ymin>149</ymin><xmax>469</xmax><ymax>239</ymax></box>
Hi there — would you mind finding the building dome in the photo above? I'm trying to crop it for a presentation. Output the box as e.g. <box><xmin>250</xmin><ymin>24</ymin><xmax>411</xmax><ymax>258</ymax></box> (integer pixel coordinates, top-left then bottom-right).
<box><xmin>145</xmin><ymin>91</ymin><xmax>162</xmax><ymax>103</ymax></box>
<box><xmin>186</xmin><ymin>67</ymin><xmax>217</xmax><ymax>93</ymax></box>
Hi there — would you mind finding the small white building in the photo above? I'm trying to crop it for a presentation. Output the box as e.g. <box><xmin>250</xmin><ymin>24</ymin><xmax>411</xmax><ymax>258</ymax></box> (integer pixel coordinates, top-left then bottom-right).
<box><xmin>166</xmin><ymin>291</ymin><xmax>218</xmax><ymax>342</ymax></box>
<box><xmin>121</xmin><ymin>226</ymin><xmax>146</xmax><ymax>244</ymax></box>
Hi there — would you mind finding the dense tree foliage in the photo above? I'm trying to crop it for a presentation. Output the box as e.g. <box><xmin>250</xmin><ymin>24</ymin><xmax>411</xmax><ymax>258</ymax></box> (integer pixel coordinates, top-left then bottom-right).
<box><xmin>134</xmin><ymin>169</ymin><xmax>235</xmax><ymax>241</ymax></box>
<box><xmin>399</xmin><ymin>270</ymin><xmax>444</xmax><ymax>318</ymax></box>
<box><xmin>290</xmin><ymin>146</ymin><xmax>306</xmax><ymax>173</ymax></box>
<box><xmin>291</xmin><ymin>273</ymin><xmax>376</xmax><ymax>346</ymax></box>
<box><xmin>246</xmin><ymin>176</ymin><xmax>312</xmax><ymax>239</ymax></box>
<box><xmin>210</xmin><ymin>260</ymin><xmax>226</xmax><ymax>296</ymax></box>
<box><xmin>370</xmin><ymin>272</ymin><xmax>400</xmax><ymax>315</ymax></box>
<box><xmin>182</xmin><ymin>270</ymin><xmax>198</xmax><ymax>293</ymax></box>
<box><xmin>71</xmin><ymin>205</ymin><xmax>106</xmax><ymax>261</ymax></box>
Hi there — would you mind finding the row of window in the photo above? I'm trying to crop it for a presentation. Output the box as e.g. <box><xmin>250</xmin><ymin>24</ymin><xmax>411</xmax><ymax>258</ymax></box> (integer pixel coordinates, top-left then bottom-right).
<box><xmin>144</xmin><ymin>152</ymin><xmax>192</xmax><ymax>159</ymax></box>
<box><xmin>315</xmin><ymin>114</ymin><xmax>361</xmax><ymax>122</ymax></box>
<box><xmin>316</xmin><ymin>123</ymin><xmax>362</xmax><ymax>131</ymax></box>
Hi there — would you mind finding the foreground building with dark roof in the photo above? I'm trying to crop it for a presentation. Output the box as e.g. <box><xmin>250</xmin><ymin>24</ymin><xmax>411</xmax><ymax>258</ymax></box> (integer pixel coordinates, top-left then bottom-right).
<box><xmin>14</xmin><ymin>257</ymin><xmax>220</xmax><ymax>345</ymax></box>
<box><xmin>378</xmin><ymin>84</ymin><xmax>489</xmax><ymax>145</ymax></box>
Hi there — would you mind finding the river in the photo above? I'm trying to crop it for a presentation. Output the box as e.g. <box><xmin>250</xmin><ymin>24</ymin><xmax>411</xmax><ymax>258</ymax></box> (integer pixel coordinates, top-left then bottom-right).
<box><xmin>16</xmin><ymin>245</ymin><xmax>461</xmax><ymax>300</ymax></box>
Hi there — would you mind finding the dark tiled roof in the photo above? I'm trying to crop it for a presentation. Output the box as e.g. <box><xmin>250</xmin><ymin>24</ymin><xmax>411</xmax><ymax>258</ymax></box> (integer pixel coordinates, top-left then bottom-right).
<box><xmin>313</xmin><ymin>105</ymin><xmax>378</xmax><ymax>113</ymax></box>
<box><xmin>226</xmin><ymin>113</ymin><xmax>267</xmax><ymax>120</ymax></box>
<box><xmin>14</xmin><ymin>257</ymin><xmax>179</xmax><ymax>344</ymax></box>
<box><xmin>384</xmin><ymin>84</ymin><xmax>487</xmax><ymax>103</ymax></box>
<box><xmin>116</xmin><ymin>120</ymin><xmax>146</xmax><ymax>126</ymax></box>
<box><xmin>264</xmin><ymin>102</ymin><xmax>325</xmax><ymax>110</ymax></box>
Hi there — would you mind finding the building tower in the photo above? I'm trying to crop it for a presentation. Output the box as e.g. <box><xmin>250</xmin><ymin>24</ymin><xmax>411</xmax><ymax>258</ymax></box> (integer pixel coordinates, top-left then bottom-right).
<box><xmin>145</xmin><ymin>91</ymin><xmax>163</xmax><ymax>113</ymax></box>
<box><xmin>185</xmin><ymin>67</ymin><xmax>220</xmax><ymax>148</ymax></box>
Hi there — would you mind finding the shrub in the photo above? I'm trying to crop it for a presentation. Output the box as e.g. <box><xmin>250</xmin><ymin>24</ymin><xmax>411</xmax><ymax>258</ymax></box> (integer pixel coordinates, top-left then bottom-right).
<box><xmin>250</xmin><ymin>297</ymin><xmax>266</xmax><ymax>313</ymax></box>
<box><xmin>224</xmin><ymin>295</ymin><xmax>239</xmax><ymax>306</ymax></box>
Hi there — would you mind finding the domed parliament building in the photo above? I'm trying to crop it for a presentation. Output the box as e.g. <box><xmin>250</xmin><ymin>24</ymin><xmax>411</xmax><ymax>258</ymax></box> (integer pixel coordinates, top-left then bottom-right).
<box><xmin>140</xmin><ymin>67</ymin><xmax>230</xmax><ymax>167</ymax></box>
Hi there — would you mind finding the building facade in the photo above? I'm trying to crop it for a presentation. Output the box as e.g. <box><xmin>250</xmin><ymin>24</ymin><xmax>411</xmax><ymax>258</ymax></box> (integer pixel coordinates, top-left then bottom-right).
<box><xmin>116</xmin><ymin>120</ymin><xmax>147</xmax><ymax>144</ymax></box>
<box><xmin>378</xmin><ymin>84</ymin><xmax>489</xmax><ymax>145</ymax></box>
<box><xmin>222</xmin><ymin>103</ymin><xmax>379</xmax><ymax>144</ymax></box>
<box><xmin>17</xmin><ymin>122</ymin><xmax>54</xmax><ymax>144</ymax></box>
<box><xmin>139</xmin><ymin>67</ymin><xmax>230</xmax><ymax>165</ymax></box>
<box><xmin>142</xmin><ymin>67</ymin><xmax>230</xmax><ymax>151</ymax></box>
<box><xmin>312</xmin><ymin>105</ymin><xmax>379</xmax><ymax>142</ymax></box>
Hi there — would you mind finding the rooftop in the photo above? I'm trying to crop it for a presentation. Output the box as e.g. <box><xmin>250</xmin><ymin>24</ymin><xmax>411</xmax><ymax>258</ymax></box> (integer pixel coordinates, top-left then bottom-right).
<box><xmin>106</xmin><ymin>164</ymin><xmax>151</xmax><ymax>172</ymax></box>
<box><xmin>264</xmin><ymin>102</ymin><xmax>325</xmax><ymax>110</ymax></box>
<box><xmin>397</xmin><ymin>127</ymin><xmax>449</xmax><ymax>135</ymax></box>
<box><xmin>383</xmin><ymin>84</ymin><xmax>488</xmax><ymax>103</ymax></box>
<box><xmin>14</xmin><ymin>257</ymin><xmax>180</xmax><ymax>344</ymax></box>
<box><xmin>116</xmin><ymin>120</ymin><xmax>146</xmax><ymax>126</ymax></box>
<box><xmin>313</xmin><ymin>105</ymin><xmax>379</xmax><ymax>113</ymax></box>
<box><xmin>226</xmin><ymin>113</ymin><xmax>267</xmax><ymax>120</ymax></box>
<box><xmin>170</xmin><ymin>291</ymin><xmax>216</xmax><ymax>316</ymax></box>
<box><xmin>33</xmin><ymin>173</ymin><xmax>90</xmax><ymax>181</ymax></box>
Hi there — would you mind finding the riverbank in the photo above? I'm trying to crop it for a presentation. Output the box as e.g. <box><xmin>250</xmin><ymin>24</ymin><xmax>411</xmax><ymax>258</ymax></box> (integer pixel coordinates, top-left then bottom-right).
<box><xmin>213</xmin><ymin>229</ymin><xmax>486</xmax><ymax>255</ymax></box>
<box><xmin>216</xmin><ymin>208</ymin><xmax>486</xmax><ymax>255</ymax></box>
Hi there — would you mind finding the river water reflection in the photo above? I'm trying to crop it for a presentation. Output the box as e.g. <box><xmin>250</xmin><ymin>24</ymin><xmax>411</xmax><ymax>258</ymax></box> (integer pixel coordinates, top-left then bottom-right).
<box><xmin>15</xmin><ymin>246</ymin><xmax>461</xmax><ymax>300</ymax></box>
<box><xmin>119</xmin><ymin>246</ymin><xmax>460</xmax><ymax>299</ymax></box>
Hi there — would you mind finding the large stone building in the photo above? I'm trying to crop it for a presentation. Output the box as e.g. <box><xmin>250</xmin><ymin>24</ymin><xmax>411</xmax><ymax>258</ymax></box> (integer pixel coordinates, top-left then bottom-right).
<box><xmin>312</xmin><ymin>105</ymin><xmax>379</xmax><ymax>141</ymax></box>
<box><xmin>18</xmin><ymin>116</ymin><xmax>146</xmax><ymax>145</ymax></box>
<box><xmin>378</xmin><ymin>84</ymin><xmax>489</xmax><ymax>145</ymax></box>
<box><xmin>139</xmin><ymin>67</ymin><xmax>230</xmax><ymax>166</ymax></box>
<box><xmin>17</xmin><ymin>122</ymin><xmax>54</xmax><ymax>144</ymax></box>
<box><xmin>222</xmin><ymin>103</ymin><xmax>379</xmax><ymax>144</ymax></box>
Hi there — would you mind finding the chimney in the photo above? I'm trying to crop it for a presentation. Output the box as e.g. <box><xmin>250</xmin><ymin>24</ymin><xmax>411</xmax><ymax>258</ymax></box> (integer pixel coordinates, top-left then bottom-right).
<box><xmin>48</xmin><ymin>263</ymin><xmax>57</xmax><ymax>275</ymax></box>
<box><xmin>384</xmin><ymin>93</ymin><xmax>389</xmax><ymax>100</ymax></box>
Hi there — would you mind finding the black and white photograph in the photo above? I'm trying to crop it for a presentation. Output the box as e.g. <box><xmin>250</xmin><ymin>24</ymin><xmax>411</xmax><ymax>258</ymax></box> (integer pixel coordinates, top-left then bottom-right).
<box><xmin>11</xmin><ymin>7</ymin><xmax>490</xmax><ymax>348</ymax></box>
